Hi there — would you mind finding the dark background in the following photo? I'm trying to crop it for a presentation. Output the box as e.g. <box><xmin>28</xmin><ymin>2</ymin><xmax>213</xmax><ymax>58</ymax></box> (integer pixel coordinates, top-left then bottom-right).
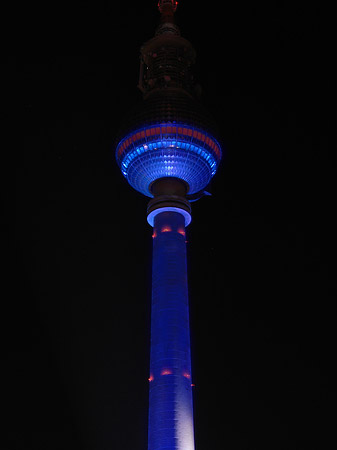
<box><xmin>11</xmin><ymin>1</ymin><xmax>335</xmax><ymax>449</ymax></box>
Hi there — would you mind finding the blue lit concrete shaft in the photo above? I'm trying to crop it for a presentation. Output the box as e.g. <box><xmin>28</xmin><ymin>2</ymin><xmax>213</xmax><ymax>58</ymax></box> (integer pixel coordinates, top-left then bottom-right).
<box><xmin>148</xmin><ymin>211</ymin><xmax>195</xmax><ymax>450</ymax></box>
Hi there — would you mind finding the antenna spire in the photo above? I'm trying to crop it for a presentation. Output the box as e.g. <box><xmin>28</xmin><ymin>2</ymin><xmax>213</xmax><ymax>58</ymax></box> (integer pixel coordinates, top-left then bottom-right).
<box><xmin>158</xmin><ymin>0</ymin><xmax>178</xmax><ymax>22</ymax></box>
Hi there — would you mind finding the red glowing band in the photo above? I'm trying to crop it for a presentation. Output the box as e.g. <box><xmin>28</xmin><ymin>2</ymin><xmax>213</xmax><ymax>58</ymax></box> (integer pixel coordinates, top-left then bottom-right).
<box><xmin>117</xmin><ymin>124</ymin><xmax>221</xmax><ymax>160</ymax></box>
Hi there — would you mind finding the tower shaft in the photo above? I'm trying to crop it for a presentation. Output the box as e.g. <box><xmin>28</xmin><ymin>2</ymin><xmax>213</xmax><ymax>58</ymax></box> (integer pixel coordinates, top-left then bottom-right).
<box><xmin>148</xmin><ymin>210</ymin><xmax>194</xmax><ymax>450</ymax></box>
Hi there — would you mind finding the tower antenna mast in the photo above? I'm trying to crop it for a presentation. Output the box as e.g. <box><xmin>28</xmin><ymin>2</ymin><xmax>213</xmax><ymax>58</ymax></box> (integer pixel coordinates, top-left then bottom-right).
<box><xmin>157</xmin><ymin>0</ymin><xmax>178</xmax><ymax>24</ymax></box>
<box><xmin>158</xmin><ymin>0</ymin><xmax>178</xmax><ymax>13</ymax></box>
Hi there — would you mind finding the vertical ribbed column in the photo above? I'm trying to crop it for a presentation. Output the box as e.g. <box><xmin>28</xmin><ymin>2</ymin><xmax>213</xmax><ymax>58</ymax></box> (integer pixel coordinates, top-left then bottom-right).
<box><xmin>148</xmin><ymin>210</ymin><xmax>195</xmax><ymax>450</ymax></box>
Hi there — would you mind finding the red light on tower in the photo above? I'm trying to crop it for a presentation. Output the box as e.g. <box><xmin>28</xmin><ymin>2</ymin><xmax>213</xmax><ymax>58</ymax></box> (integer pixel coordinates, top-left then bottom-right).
<box><xmin>161</xmin><ymin>368</ymin><xmax>173</xmax><ymax>376</ymax></box>
<box><xmin>177</xmin><ymin>228</ymin><xmax>185</xmax><ymax>236</ymax></box>
<box><xmin>158</xmin><ymin>0</ymin><xmax>178</xmax><ymax>13</ymax></box>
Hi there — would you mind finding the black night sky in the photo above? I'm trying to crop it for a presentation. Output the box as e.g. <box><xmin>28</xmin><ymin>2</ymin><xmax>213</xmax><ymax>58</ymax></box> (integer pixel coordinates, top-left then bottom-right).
<box><xmin>12</xmin><ymin>1</ymin><xmax>334</xmax><ymax>449</ymax></box>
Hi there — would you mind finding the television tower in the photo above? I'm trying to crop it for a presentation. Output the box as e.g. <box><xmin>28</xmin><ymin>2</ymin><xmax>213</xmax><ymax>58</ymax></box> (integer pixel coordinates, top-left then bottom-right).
<box><xmin>115</xmin><ymin>1</ymin><xmax>222</xmax><ymax>449</ymax></box>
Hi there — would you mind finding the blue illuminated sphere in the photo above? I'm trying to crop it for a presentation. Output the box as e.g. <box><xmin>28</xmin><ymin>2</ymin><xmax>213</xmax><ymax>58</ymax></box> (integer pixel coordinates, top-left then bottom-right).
<box><xmin>116</xmin><ymin>92</ymin><xmax>222</xmax><ymax>197</ymax></box>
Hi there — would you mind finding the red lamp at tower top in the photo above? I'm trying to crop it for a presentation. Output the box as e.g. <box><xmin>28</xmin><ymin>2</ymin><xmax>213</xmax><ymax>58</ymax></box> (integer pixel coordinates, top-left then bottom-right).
<box><xmin>158</xmin><ymin>0</ymin><xmax>178</xmax><ymax>13</ymax></box>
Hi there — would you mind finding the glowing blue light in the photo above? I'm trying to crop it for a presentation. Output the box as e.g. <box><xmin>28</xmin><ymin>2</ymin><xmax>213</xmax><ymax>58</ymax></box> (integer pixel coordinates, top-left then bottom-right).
<box><xmin>148</xmin><ymin>211</ymin><xmax>195</xmax><ymax>450</ymax></box>
<box><xmin>121</xmin><ymin>140</ymin><xmax>217</xmax><ymax>171</ymax></box>
<box><xmin>116</xmin><ymin>123</ymin><xmax>222</xmax><ymax>197</ymax></box>
<box><xmin>120</xmin><ymin>142</ymin><xmax>217</xmax><ymax>195</ymax></box>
